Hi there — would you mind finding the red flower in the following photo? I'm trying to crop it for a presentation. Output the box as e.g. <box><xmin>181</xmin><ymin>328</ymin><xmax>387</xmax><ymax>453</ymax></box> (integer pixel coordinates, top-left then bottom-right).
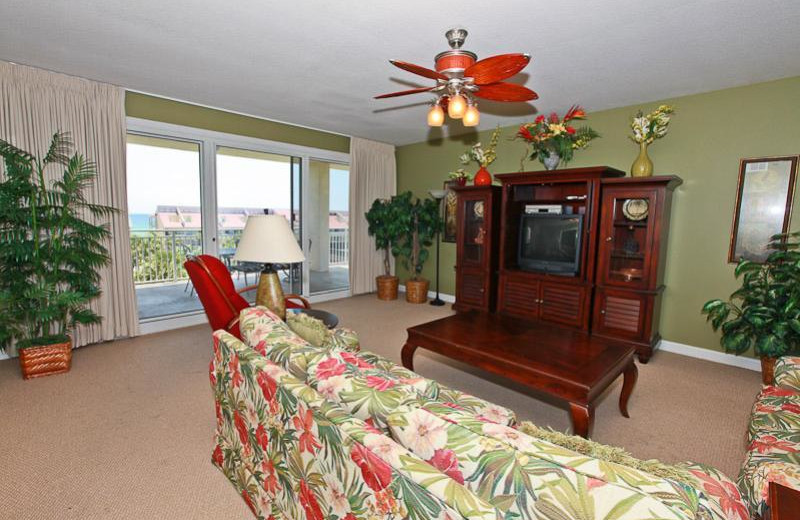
<box><xmin>229</xmin><ymin>356</ymin><xmax>242</xmax><ymax>388</ymax></box>
<box><xmin>261</xmin><ymin>459</ymin><xmax>279</xmax><ymax>495</ymax></box>
<box><xmin>749</xmin><ymin>434</ymin><xmax>799</xmax><ymax>454</ymax></box>
<box><xmin>534</xmin><ymin>115</ymin><xmax>546</xmax><ymax>124</ymax></box>
<box><xmin>344</xmin><ymin>515</ymin><xmax>357</xmax><ymax>520</ymax></box>
<box><xmin>257</xmin><ymin>371</ymin><xmax>277</xmax><ymax>401</ymax></box>
<box><xmin>587</xmin><ymin>477</ymin><xmax>606</xmax><ymax>490</ymax></box>
<box><xmin>563</xmin><ymin>105</ymin><xmax>586</xmax><ymax>121</ymax></box>
<box><xmin>253</xmin><ymin>340</ymin><xmax>268</xmax><ymax>356</ymax></box>
<box><xmin>517</xmin><ymin>125</ymin><xmax>534</xmax><ymax>141</ymax></box>
<box><xmin>366</xmin><ymin>375</ymin><xmax>396</xmax><ymax>391</ymax></box>
<box><xmin>689</xmin><ymin>470</ymin><xmax>748</xmax><ymax>520</ymax></box>
<box><xmin>340</xmin><ymin>351</ymin><xmax>375</xmax><ymax>369</ymax></box>
<box><xmin>566</xmin><ymin>126</ymin><xmax>576</xmax><ymax>135</ymax></box>
<box><xmin>214</xmin><ymin>400</ymin><xmax>223</xmax><ymax>426</ymax></box>
<box><xmin>782</xmin><ymin>402</ymin><xmax>800</xmax><ymax>414</ymax></box>
<box><xmin>762</xmin><ymin>386</ymin><xmax>796</xmax><ymax>397</ymax></box>
<box><xmin>212</xmin><ymin>334</ymin><xmax>221</xmax><ymax>360</ymax></box>
<box><xmin>363</xmin><ymin>417</ymin><xmax>383</xmax><ymax>435</ymax></box>
<box><xmin>299</xmin><ymin>480</ymin><xmax>324</xmax><ymax>520</ymax></box>
<box><xmin>292</xmin><ymin>408</ymin><xmax>321</xmax><ymax>454</ymax></box>
<box><xmin>428</xmin><ymin>449</ymin><xmax>464</xmax><ymax>484</ymax></box>
<box><xmin>241</xmin><ymin>489</ymin><xmax>257</xmax><ymax>515</ymax></box>
<box><xmin>350</xmin><ymin>443</ymin><xmax>392</xmax><ymax>491</ymax></box>
<box><xmin>255</xmin><ymin>423</ymin><xmax>269</xmax><ymax>451</ymax></box>
<box><xmin>315</xmin><ymin>357</ymin><xmax>346</xmax><ymax>380</ymax></box>
<box><xmin>548</xmin><ymin>112</ymin><xmax>559</xmax><ymax>123</ymax></box>
<box><xmin>212</xmin><ymin>444</ymin><xmax>224</xmax><ymax>467</ymax></box>
<box><xmin>234</xmin><ymin>410</ymin><xmax>249</xmax><ymax>445</ymax></box>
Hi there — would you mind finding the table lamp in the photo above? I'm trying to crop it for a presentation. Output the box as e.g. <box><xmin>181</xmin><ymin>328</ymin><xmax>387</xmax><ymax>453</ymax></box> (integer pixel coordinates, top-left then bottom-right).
<box><xmin>233</xmin><ymin>215</ymin><xmax>305</xmax><ymax>320</ymax></box>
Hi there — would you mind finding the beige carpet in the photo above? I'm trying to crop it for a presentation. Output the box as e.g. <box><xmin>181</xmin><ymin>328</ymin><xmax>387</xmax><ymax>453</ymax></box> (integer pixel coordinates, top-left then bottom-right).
<box><xmin>0</xmin><ymin>294</ymin><xmax>761</xmax><ymax>519</ymax></box>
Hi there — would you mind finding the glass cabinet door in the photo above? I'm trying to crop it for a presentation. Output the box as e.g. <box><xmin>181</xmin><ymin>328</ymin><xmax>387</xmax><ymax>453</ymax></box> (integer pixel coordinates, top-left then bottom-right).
<box><xmin>461</xmin><ymin>198</ymin><xmax>487</xmax><ymax>267</ymax></box>
<box><xmin>598</xmin><ymin>190</ymin><xmax>656</xmax><ymax>288</ymax></box>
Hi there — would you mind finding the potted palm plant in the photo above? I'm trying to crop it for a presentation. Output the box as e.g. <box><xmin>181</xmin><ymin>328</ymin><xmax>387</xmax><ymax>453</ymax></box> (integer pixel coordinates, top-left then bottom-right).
<box><xmin>392</xmin><ymin>191</ymin><xmax>442</xmax><ymax>304</ymax></box>
<box><xmin>0</xmin><ymin>132</ymin><xmax>115</xmax><ymax>379</ymax></box>
<box><xmin>365</xmin><ymin>197</ymin><xmax>405</xmax><ymax>300</ymax></box>
<box><xmin>702</xmin><ymin>231</ymin><xmax>800</xmax><ymax>384</ymax></box>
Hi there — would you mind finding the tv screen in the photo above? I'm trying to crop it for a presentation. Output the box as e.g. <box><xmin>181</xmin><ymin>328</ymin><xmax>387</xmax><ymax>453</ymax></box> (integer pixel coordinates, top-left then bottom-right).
<box><xmin>518</xmin><ymin>214</ymin><xmax>583</xmax><ymax>274</ymax></box>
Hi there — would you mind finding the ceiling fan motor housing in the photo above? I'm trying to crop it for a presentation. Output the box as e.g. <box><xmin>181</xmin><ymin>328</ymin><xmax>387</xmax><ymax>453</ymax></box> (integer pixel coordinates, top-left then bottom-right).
<box><xmin>434</xmin><ymin>50</ymin><xmax>477</xmax><ymax>76</ymax></box>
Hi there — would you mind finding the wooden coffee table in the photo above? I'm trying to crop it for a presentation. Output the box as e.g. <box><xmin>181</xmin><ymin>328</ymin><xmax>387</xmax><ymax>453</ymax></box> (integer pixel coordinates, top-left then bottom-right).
<box><xmin>402</xmin><ymin>312</ymin><xmax>637</xmax><ymax>438</ymax></box>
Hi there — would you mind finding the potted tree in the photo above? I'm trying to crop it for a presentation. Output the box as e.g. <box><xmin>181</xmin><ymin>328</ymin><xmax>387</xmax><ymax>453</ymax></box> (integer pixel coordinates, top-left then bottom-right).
<box><xmin>365</xmin><ymin>197</ymin><xmax>404</xmax><ymax>300</ymax></box>
<box><xmin>0</xmin><ymin>132</ymin><xmax>115</xmax><ymax>379</ymax></box>
<box><xmin>702</xmin><ymin>231</ymin><xmax>800</xmax><ymax>384</ymax></box>
<box><xmin>392</xmin><ymin>191</ymin><xmax>442</xmax><ymax>304</ymax></box>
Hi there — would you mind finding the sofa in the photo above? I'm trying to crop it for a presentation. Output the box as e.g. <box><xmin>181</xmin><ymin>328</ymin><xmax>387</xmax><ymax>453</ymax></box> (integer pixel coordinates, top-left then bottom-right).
<box><xmin>209</xmin><ymin>306</ymin><xmax>750</xmax><ymax>520</ymax></box>
<box><xmin>738</xmin><ymin>356</ymin><xmax>800</xmax><ymax>518</ymax></box>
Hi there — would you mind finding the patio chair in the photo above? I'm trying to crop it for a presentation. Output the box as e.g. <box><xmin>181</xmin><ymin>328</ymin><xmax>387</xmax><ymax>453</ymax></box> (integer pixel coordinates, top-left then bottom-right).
<box><xmin>184</xmin><ymin>254</ymin><xmax>310</xmax><ymax>340</ymax></box>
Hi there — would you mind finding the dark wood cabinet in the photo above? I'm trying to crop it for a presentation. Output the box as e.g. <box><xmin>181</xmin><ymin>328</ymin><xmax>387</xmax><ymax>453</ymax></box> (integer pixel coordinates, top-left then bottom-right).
<box><xmin>452</xmin><ymin>167</ymin><xmax>681</xmax><ymax>364</ymax></box>
<box><xmin>453</xmin><ymin>186</ymin><xmax>501</xmax><ymax>312</ymax></box>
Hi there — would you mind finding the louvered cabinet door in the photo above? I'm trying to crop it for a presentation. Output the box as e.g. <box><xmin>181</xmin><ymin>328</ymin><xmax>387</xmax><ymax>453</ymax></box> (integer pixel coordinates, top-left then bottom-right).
<box><xmin>498</xmin><ymin>275</ymin><xmax>540</xmax><ymax>320</ymax></box>
<box><xmin>592</xmin><ymin>289</ymin><xmax>649</xmax><ymax>340</ymax></box>
<box><xmin>539</xmin><ymin>282</ymin><xmax>587</xmax><ymax>328</ymax></box>
<box><xmin>456</xmin><ymin>268</ymin><xmax>487</xmax><ymax>310</ymax></box>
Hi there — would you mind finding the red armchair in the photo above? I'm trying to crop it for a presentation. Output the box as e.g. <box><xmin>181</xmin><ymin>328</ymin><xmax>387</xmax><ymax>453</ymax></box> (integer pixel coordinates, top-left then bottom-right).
<box><xmin>184</xmin><ymin>254</ymin><xmax>310</xmax><ymax>340</ymax></box>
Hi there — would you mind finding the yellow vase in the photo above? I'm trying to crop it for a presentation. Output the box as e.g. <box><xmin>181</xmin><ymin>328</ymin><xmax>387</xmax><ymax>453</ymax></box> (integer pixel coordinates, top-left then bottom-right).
<box><xmin>630</xmin><ymin>142</ymin><xmax>653</xmax><ymax>177</ymax></box>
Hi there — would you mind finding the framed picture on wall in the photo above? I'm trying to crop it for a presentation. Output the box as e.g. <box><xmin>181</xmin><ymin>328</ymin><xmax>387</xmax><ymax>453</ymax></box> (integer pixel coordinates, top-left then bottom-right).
<box><xmin>729</xmin><ymin>155</ymin><xmax>799</xmax><ymax>263</ymax></box>
<box><xmin>443</xmin><ymin>180</ymin><xmax>459</xmax><ymax>243</ymax></box>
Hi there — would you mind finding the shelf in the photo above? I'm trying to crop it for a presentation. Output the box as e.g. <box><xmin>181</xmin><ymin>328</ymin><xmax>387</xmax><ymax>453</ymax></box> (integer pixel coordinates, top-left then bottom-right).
<box><xmin>611</xmin><ymin>251</ymin><xmax>644</xmax><ymax>259</ymax></box>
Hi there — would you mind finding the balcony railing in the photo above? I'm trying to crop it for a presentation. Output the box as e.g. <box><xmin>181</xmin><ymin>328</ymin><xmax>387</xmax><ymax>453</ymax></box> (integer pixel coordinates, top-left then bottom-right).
<box><xmin>131</xmin><ymin>228</ymin><xmax>349</xmax><ymax>285</ymax></box>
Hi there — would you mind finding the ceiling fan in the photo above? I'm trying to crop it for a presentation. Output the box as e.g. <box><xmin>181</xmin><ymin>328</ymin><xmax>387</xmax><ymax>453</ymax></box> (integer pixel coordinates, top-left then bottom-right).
<box><xmin>375</xmin><ymin>28</ymin><xmax>538</xmax><ymax>127</ymax></box>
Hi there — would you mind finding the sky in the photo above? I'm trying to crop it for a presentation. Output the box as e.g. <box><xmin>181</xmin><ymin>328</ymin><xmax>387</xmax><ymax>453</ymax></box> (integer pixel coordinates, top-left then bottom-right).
<box><xmin>126</xmin><ymin>143</ymin><xmax>349</xmax><ymax>215</ymax></box>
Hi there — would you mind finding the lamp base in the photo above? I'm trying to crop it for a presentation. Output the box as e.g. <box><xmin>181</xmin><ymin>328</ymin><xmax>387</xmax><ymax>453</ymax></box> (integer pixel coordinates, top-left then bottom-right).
<box><xmin>255</xmin><ymin>269</ymin><xmax>286</xmax><ymax>320</ymax></box>
<box><xmin>429</xmin><ymin>298</ymin><xmax>445</xmax><ymax>307</ymax></box>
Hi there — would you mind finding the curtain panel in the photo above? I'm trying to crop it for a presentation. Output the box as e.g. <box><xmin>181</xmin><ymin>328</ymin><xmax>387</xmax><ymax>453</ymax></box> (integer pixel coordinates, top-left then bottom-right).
<box><xmin>348</xmin><ymin>137</ymin><xmax>397</xmax><ymax>295</ymax></box>
<box><xmin>0</xmin><ymin>61</ymin><xmax>138</xmax><ymax>349</ymax></box>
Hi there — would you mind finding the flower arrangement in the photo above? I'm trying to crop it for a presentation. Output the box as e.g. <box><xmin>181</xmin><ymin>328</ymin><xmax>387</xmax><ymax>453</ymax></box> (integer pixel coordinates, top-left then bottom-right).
<box><xmin>447</xmin><ymin>168</ymin><xmax>472</xmax><ymax>183</ymax></box>
<box><xmin>460</xmin><ymin>126</ymin><xmax>501</xmax><ymax>168</ymax></box>
<box><xmin>630</xmin><ymin>105</ymin><xmax>675</xmax><ymax>144</ymax></box>
<box><xmin>516</xmin><ymin>105</ymin><xmax>600</xmax><ymax>168</ymax></box>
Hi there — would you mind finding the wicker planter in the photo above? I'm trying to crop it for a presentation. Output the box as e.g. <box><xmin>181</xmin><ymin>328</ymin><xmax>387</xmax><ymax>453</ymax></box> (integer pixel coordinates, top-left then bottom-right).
<box><xmin>761</xmin><ymin>356</ymin><xmax>777</xmax><ymax>386</ymax></box>
<box><xmin>405</xmin><ymin>278</ymin><xmax>429</xmax><ymax>304</ymax></box>
<box><xmin>19</xmin><ymin>336</ymin><xmax>72</xmax><ymax>380</ymax></box>
<box><xmin>376</xmin><ymin>275</ymin><xmax>399</xmax><ymax>300</ymax></box>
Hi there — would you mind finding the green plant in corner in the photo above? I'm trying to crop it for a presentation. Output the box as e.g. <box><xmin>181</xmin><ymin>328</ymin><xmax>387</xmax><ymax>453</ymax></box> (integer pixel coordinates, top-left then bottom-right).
<box><xmin>702</xmin><ymin>231</ymin><xmax>800</xmax><ymax>382</ymax></box>
<box><xmin>365</xmin><ymin>197</ymin><xmax>407</xmax><ymax>300</ymax></box>
<box><xmin>390</xmin><ymin>191</ymin><xmax>442</xmax><ymax>303</ymax></box>
<box><xmin>0</xmin><ymin>132</ymin><xmax>115</xmax><ymax>367</ymax></box>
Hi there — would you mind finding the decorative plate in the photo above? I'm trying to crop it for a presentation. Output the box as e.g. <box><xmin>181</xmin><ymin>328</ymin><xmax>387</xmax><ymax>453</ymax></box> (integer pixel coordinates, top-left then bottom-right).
<box><xmin>622</xmin><ymin>198</ymin><xmax>649</xmax><ymax>221</ymax></box>
<box><xmin>474</xmin><ymin>201</ymin><xmax>485</xmax><ymax>218</ymax></box>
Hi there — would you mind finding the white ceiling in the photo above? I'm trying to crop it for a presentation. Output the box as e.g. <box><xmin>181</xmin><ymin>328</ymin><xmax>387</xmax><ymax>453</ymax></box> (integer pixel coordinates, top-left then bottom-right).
<box><xmin>1</xmin><ymin>0</ymin><xmax>799</xmax><ymax>146</ymax></box>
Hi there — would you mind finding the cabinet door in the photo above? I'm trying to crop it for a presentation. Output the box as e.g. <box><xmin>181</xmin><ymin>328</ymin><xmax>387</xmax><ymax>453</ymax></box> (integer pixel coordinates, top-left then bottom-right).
<box><xmin>456</xmin><ymin>268</ymin><xmax>486</xmax><ymax>309</ymax></box>
<box><xmin>593</xmin><ymin>289</ymin><xmax>647</xmax><ymax>340</ymax></box>
<box><xmin>539</xmin><ymin>282</ymin><xmax>587</xmax><ymax>327</ymax></box>
<box><xmin>499</xmin><ymin>275</ymin><xmax>540</xmax><ymax>320</ymax></box>
<box><xmin>596</xmin><ymin>188</ymin><xmax>658</xmax><ymax>289</ymax></box>
<box><xmin>458</xmin><ymin>196</ymin><xmax>489</xmax><ymax>269</ymax></box>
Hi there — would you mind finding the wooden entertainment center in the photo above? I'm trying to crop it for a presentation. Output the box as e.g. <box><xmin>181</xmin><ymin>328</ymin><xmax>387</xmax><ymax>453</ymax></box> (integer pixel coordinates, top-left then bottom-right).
<box><xmin>453</xmin><ymin>166</ymin><xmax>682</xmax><ymax>362</ymax></box>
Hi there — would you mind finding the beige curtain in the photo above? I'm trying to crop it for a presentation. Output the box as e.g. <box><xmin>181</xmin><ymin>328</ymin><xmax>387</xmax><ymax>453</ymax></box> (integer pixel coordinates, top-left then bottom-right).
<box><xmin>0</xmin><ymin>61</ymin><xmax>138</xmax><ymax>348</ymax></box>
<box><xmin>348</xmin><ymin>137</ymin><xmax>397</xmax><ymax>295</ymax></box>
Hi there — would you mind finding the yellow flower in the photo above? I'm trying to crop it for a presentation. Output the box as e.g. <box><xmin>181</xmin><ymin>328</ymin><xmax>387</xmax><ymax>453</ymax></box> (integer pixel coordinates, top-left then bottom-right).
<box><xmin>549</xmin><ymin>123</ymin><xmax>566</xmax><ymax>136</ymax></box>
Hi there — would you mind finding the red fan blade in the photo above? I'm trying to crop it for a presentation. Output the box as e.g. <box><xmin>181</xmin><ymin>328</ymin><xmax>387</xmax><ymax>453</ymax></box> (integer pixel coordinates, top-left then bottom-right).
<box><xmin>474</xmin><ymin>82</ymin><xmax>539</xmax><ymax>102</ymax></box>
<box><xmin>390</xmin><ymin>60</ymin><xmax>447</xmax><ymax>81</ymax></box>
<box><xmin>464</xmin><ymin>53</ymin><xmax>531</xmax><ymax>85</ymax></box>
<box><xmin>374</xmin><ymin>86</ymin><xmax>435</xmax><ymax>99</ymax></box>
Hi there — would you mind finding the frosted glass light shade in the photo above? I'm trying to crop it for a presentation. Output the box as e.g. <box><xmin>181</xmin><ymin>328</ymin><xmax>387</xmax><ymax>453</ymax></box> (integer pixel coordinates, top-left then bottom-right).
<box><xmin>427</xmin><ymin>105</ymin><xmax>444</xmax><ymax>126</ymax></box>
<box><xmin>233</xmin><ymin>215</ymin><xmax>305</xmax><ymax>264</ymax></box>
<box><xmin>448</xmin><ymin>94</ymin><xmax>466</xmax><ymax>118</ymax></box>
<box><xmin>463</xmin><ymin>105</ymin><xmax>480</xmax><ymax>126</ymax></box>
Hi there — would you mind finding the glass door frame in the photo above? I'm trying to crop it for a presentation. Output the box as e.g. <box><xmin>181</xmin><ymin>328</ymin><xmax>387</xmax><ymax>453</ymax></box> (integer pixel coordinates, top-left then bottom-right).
<box><xmin>127</xmin><ymin>117</ymin><xmax>350</xmax><ymax>332</ymax></box>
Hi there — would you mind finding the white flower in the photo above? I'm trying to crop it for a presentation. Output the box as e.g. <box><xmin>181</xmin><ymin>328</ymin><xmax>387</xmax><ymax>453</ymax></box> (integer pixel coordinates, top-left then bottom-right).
<box><xmin>316</xmin><ymin>375</ymin><xmax>352</xmax><ymax>401</ymax></box>
<box><xmin>397</xmin><ymin>410</ymin><xmax>447</xmax><ymax>459</ymax></box>
<box><xmin>363</xmin><ymin>433</ymin><xmax>403</xmax><ymax>466</ymax></box>
<box><xmin>245</xmin><ymin>403</ymin><xmax>261</xmax><ymax>428</ymax></box>
<box><xmin>482</xmin><ymin>423</ymin><xmax>529</xmax><ymax>450</ymax></box>
<box><xmin>479</xmin><ymin>405</ymin><xmax>511</xmax><ymax>424</ymax></box>
<box><xmin>322</xmin><ymin>475</ymin><xmax>350</xmax><ymax>516</ymax></box>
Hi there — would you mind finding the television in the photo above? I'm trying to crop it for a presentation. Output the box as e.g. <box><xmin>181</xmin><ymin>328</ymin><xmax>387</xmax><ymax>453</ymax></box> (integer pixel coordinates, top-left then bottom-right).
<box><xmin>517</xmin><ymin>213</ymin><xmax>583</xmax><ymax>275</ymax></box>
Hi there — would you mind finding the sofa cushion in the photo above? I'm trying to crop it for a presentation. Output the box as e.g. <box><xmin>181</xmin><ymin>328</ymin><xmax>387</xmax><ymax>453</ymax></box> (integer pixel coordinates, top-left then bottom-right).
<box><xmin>738</xmin><ymin>427</ymin><xmax>800</xmax><ymax>518</ymax></box>
<box><xmin>747</xmin><ymin>385</ymin><xmax>800</xmax><ymax>440</ymax></box>
<box><xmin>211</xmin><ymin>330</ymin><xmax>501</xmax><ymax>520</ymax></box>
<box><xmin>387</xmin><ymin>405</ymin><xmax>748</xmax><ymax>520</ymax></box>
<box><xmin>239</xmin><ymin>307</ymin><xmax>516</xmax><ymax>429</ymax></box>
<box><xmin>775</xmin><ymin>356</ymin><xmax>800</xmax><ymax>391</ymax></box>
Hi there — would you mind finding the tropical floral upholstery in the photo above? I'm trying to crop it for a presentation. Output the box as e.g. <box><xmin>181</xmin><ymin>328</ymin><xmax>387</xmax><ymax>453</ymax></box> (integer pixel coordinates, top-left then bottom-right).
<box><xmin>238</xmin><ymin>306</ymin><xmax>517</xmax><ymax>429</ymax></box>
<box><xmin>738</xmin><ymin>361</ymin><xmax>800</xmax><ymax>518</ymax></box>
<box><xmin>386</xmin><ymin>405</ymin><xmax>747</xmax><ymax>520</ymax></box>
<box><xmin>210</xmin><ymin>329</ymin><xmax>502</xmax><ymax>520</ymax></box>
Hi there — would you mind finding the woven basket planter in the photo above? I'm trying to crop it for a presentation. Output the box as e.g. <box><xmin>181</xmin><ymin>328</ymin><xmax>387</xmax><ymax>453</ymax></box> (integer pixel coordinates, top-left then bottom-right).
<box><xmin>18</xmin><ymin>336</ymin><xmax>72</xmax><ymax>380</ymax></box>
<box><xmin>376</xmin><ymin>275</ymin><xmax>399</xmax><ymax>300</ymax></box>
<box><xmin>405</xmin><ymin>279</ymin><xmax>429</xmax><ymax>304</ymax></box>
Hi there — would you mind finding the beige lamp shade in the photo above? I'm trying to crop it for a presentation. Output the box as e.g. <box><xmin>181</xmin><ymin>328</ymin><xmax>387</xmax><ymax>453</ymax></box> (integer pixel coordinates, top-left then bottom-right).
<box><xmin>233</xmin><ymin>215</ymin><xmax>305</xmax><ymax>264</ymax></box>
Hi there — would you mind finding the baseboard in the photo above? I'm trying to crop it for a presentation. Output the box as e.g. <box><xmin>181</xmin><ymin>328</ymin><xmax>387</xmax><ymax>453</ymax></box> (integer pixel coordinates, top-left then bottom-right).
<box><xmin>658</xmin><ymin>339</ymin><xmax>761</xmax><ymax>372</ymax></box>
<box><xmin>398</xmin><ymin>284</ymin><xmax>456</xmax><ymax>303</ymax></box>
<box><xmin>139</xmin><ymin>313</ymin><xmax>207</xmax><ymax>335</ymax></box>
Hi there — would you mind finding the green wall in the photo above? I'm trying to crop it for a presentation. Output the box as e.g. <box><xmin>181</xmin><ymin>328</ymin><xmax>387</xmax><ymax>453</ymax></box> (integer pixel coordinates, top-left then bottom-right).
<box><xmin>396</xmin><ymin>76</ymin><xmax>800</xmax><ymax>353</ymax></box>
<box><xmin>125</xmin><ymin>92</ymin><xmax>350</xmax><ymax>153</ymax></box>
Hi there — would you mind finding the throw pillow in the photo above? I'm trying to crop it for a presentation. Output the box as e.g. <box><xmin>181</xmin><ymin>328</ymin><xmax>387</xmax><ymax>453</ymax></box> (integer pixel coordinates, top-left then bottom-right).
<box><xmin>287</xmin><ymin>311</ymin><xmax>331</xmax><ymax>347</ymax></box>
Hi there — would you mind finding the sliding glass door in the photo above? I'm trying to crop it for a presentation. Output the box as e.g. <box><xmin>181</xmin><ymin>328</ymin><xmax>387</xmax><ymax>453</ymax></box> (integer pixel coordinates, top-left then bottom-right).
<box><xmin>126</xmin><ymin>134</ymin><xmax>204</xmax><ymax>320</ymax></box>
<box><xmin>307</xmin><ymin>160</ymin><xmax>350</xmax><ymax>295</ymax></box>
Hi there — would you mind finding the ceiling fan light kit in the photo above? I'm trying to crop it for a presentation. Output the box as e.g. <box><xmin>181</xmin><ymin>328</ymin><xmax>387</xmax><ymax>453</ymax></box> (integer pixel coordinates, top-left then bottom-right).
<box><xmin>375</xmin><ymin>28</ymin><xmax>538</xmax><ymax>128</ymax></box>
